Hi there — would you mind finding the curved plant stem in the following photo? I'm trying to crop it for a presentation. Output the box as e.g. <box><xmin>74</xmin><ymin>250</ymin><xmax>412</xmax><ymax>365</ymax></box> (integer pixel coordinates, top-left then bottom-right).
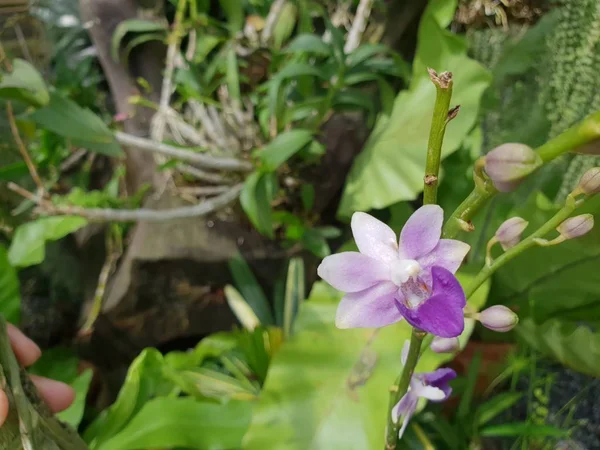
<box><xmin>385</xmin><ymin>70</ymin><xmax>454</xmax><ymax>450</ymax></box>
<box><xmin>464</xmin><ymin>193</ymin><xmax>595</xmax><ymax>299</ymax></box>
<box><xmin>442</xmin><ymin>110</ymin><xmax>600</xmax><ymax>240</ymax></box>
<box><xmin>384</xmin><ymin>328</ymin><xmax>425</xmax><ymax>449</ymax></box>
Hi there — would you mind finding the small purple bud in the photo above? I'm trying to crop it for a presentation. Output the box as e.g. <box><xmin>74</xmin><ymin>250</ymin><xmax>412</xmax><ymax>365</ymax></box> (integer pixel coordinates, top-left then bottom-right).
<box><xmin>430</xmin><ymin>336</ymin><xmax>460</xmax><ymax>353</ymax></box>
<box><xmin>484</xmin><ymin>143</ymin><xmax>542</xmax><ymax>192</ymax></box>
<box><xmin>556</xmin><ymin>214</ymin><xmax>594</xmax><ymax>240</ymax></box>
<box><xmin>495</xmin><ymin>217</ymin><xmax>529</xmax><ymax>250</ymax></box>
<box><xmin>478</xmin><ymin>305</ymin><xmax>519</xmax><ymax>332</ymax></box>
<box><xmin>577</xmin><ymin>167</ymin><xmax>600</xmax><ymax>195</ymax></box>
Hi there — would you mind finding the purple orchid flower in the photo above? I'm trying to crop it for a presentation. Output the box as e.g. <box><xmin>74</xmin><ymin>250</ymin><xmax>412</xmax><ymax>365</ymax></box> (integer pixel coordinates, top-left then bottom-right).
<box><xmin>317</xmin><ymin>205</ymin><xmax>469</xmax><ymax>337</ymax></box>
<box><xmin>392</xmin><ymin>342</ymin><xmax>456</xmax><ymax>439</ymax></box>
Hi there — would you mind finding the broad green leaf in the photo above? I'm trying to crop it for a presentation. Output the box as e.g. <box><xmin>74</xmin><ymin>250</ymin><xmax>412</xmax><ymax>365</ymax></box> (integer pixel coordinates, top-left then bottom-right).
<box><xmin>225</xmin><ymin>285</ymin><xmax>261</xmax><ymax>330</ymax></box>
<box><xmin>285</xmin><ymin>34</ymin><xmax>331</xmax><ymax>56</ymax></box>
<box><xmin>489</xmin><ymin>193</ymin><xmax>600</xmax><ymax>324</ymax></box>
<box><xmin>243</xmin><ymin>271</ymin><xmax>489</xmax><ymax>449</ymax></box>
<box><xmin>518</xmin><ymin>319</ymin><xmax>600</xmax><ymax>377</ymax></box>
<box><xmin>476</xmin><ymin>392</ymin><xmax>523</xmax><ymax>426</ymax></box>
<box><xmin>164</xmin><ymin>333</ymin><xmax>237</xmax><ymax>370</ymax></box>
<box><xmin>8</xmin><ymin>217</ymin><xmax>88</xmax><ymax>268</ymax></box>
<box><xmin>228</xmin><ymin>251</ymin><xmax>274</xmax><ymax>325</ymax></box>
<box><xmin>84</xmin><ymin>349</ymin><xmax>171</xmax><ymax>448</ymax></box>
<box><xmin>98</xmin><ymin>398</ymin><xmax>252</xmax><ymax>450</ymax></box>
<box><xmin>338</xmin><ymin>1</ymin><xmax>490</xmax><ymax>217</ymax></box>
<box><xmin>345</xmin><ymin>44</ymin><xmax>394</xmax><ymax>68</ymax></box>
<box><xmin>0</xmin><ymin>245</ymin><xmax>20</xmax><ymax>323</ymax></box>
<box><xmin>0</xmin><ymin>161</ymin><xmax>28</xmax><ymax>181</ymax></box>
<box><xmin>219</xmin><ymin>0</ymin><xmax>244</xmax><ymax>33</ymax></box>
<box><xmin>58</xmin><ymin>369</ymin><xmax>93</xmax><ymax>427</ymax></box>
<box><xmin>111</xmin><ymin>19</ymin><xmax>167</xmax><ymax>61</ymax></box>
<box><xmin>480</xmin><ymin>422</ymin><xmax>568</xmax><ymax>438</ymax></box>
<box><xmin>273</xmin><ymin>2</ymin><xmax>297</xmax><ymax>49</ymax></box>
<box><xmin>194</xmin><ymin>34</ymin><xmax>223</xmax><ymax>63</ymax></box>
<box><xmin>30</xmin><ymin>92</ymin><xmax>123</xmax><ymax>156</ymax></box>
<box><xmin>240</xmin><ymin>171</ymin><xmax>277</xmax><ymax>238</ymax></box>
<box><xmin>0</xmin><ymin>59</ymin><xmax>49</xmax><ymax>106</ymax></box>
<box><xmin>258</xmin><ymin>129</ymin><xmax>313</xmax><ymax>171</ymax></box>
<box><xmin>283</xmin><ymin>257</ymin><xmax>304</xmax><ymax>338</ymax></box>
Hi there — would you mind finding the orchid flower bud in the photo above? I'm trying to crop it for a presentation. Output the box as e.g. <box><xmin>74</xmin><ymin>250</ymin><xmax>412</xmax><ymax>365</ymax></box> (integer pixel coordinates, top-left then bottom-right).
<box><xmin>484</xmin><ymin>143</ymin><xmax>542</xmax><ymax>192</ymax></box>
<box><xmin>556</xmin><ymin>214</ymin><xmax>594</xmax><ymax>240</ymax></box>
<box><xmin>495</xmin><ymin>217</ymin><xmax>529</xmax><ymax>250</ymax></box>
<box><xmin>430</xmin><ymin>336</ymin><xmax>460</xmax><ymax>353</ymax></box>
<box><xmin>576</xmin><ymin>167</ymin><xmax>600</xmax><ymax>195</ymax></box>
<box><xmin>478</xmin><ymin>305</ymin><xmax>519</xmax><ymax>332</ymax></box>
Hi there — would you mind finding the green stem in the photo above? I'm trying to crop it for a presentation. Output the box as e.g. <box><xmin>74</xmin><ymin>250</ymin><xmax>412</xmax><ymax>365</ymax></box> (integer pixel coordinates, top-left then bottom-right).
<box><xmin>423</xmin><ymin>72</ymin><xmax>454</xmax><ymax>205</ymax></box>
<box><xmin>384</xmin><ymin>328</ymin><xmax>426</xmax><ymax>449</ymax></box>
<box><xmin>464</xmin><ymin>193</ymin><xmax>592</xmax><ymax>298</ymax></box>
<box><xmin>442</xmin><ymin>110</ymin><xmax>600</xmax><ymax>239</ymax></box>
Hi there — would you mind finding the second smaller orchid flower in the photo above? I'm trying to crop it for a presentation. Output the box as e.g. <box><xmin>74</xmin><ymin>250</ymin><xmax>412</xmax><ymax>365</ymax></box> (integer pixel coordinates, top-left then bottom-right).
<box><xmin>392</xmin><ymin>341</ymin><xmax>456</xmax><ymax>439</ymax></box>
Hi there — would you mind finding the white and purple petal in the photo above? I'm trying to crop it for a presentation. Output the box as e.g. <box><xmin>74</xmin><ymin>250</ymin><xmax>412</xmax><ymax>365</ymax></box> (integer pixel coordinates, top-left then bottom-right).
<box><xmin>392</xmin><ymin>388</ymin><xmax>419</xmax><ymax>439</ymax></box>
<box><xmin>419</xmin><ymin>368</ymin><xmax>456</xmax><ymax>400</ymax></box>
<box><xmin>399</xmin><ymin>205</ymin><xmax>444</xmax><ymax>260</ymax></box>
<box><xmin>335</xmin><ymin>281</ymin><xmax>401</xmax><ymax>329</ymax></box>
<box><xmin>395</xmin><ymin>266</ymin><xmax>466</xmax><ymax>338</ymax></box>
<box><xmin>317</xmin><ymin>252</ymin><xmax>390</xmax><ymax>293</ymax></box>
<box><xmin>417</xmin><ymin>239</ymin><xmax>470</xmax><ymax>284</ymax></box>
<box><xmin>351</xmin><ymin>212</ymin><xmax>399</xmax><ymax>263</ymax></box>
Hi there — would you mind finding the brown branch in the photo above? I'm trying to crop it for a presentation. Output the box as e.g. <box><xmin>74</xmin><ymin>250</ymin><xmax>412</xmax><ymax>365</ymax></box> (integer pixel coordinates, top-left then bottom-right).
<box><xmin>6</xmin><ymin>103</ymin><xmax>45</xmax><ymax>194</ymax></box>
<box><xmin>7</xmin><ymin>182</ymin><xmax>242</xmax><ymax>222</ymax></box>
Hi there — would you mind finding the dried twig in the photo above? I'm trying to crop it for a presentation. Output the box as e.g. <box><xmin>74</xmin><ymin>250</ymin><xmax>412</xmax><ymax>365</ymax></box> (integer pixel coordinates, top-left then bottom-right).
<box><xmin>344</xmin><ymin>0</ymin><xmax>374</xmax><ymax>54</ymax></box>
<box><xmin>59</xmin><ymin>149</ymin><xmax>88</xmax><ymax>172</ymax></box>
<box><xmin>8</xmin><ymin>182</ymin><xmax>243</xmax><ymax>222</ymax></box>
<box><xmin>115</xmin><ymin>132</ymin><xmax>253</xmax><ymax>171</ymax></box>
<box><xmin>79</xmin><ymin>231</ymin><xmax>122</xmax><ymax>335</ymax></box>
<box><xmin>261</xmin><ymin>0</ymin><xmax>286</xmax><ymax>44</ymax></box>
<box><xmin>6</xmin><ymin>102</ymin><xmax>45</xmax><ymax>195</ymax></box>
<box><xmin>177</xmin><ymin>163</ymin><xmax>230</xmax><ymax>184</ymax></box>
<box><xmin>153</xmin><ymin>0</ymin><xmax>188</xmax><ymax>143</ymax></box>
<box><xmin>178</xmin><ymin>185</ymin><xmax>231</xmax><ymax>196</ymax></box>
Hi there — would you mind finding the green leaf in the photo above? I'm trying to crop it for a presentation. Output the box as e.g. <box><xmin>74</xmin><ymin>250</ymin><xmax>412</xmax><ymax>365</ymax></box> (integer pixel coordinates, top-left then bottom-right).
<box><xmin>489</xmin><ymin>193</ymin><xmax>600</xmax><ymax>324</ymax></box>
<box><xmin>219</xmin><ymin>0</ymin><xmax>244</xmax><ymax>33</ymax></box>
<box><xmin>0</xmin><ymin>59</ymin><xmax>49</xmax><ymax>106</ymax></box>
<box><xmin>0</xmin><ymin>245</ymin><xmax>20</xmax><ymax>324</ymax></box>
<box><xmin>29</xmin><ymin>92</ymin><xmax>123</xmax><ymax>157</ymax></box>
<box><xmin>345</xmin><ymin>44</ymin><xmax>393</xmax><ymax>68</ymax></box>
<box><xmin>226</xmin><ymin>45</ymin><xmax>241</xmax><ymax>105</ymax></box>
<box><xmin>300</xmin><ymin>228</ymin><xmax>331</xmax><ymax>258</ymax></box>
<box><xmin>457</xmin><ymin>350</ymin><xmax>481</xmax><ymax>419</ymax></box>
<box><xmin>518</xmin><ymin>318</ymin><xmax>600</xmax><ymax>377</ymax></box>
<box><xmin>84</xmin><ymin>349</ymin><xmax>171</xmax><ymax>447</ymax></box>
<box><xmin>480</xmin><ymin>422</ymin><xmax>568</xmax><ymax>438</ymax></box>
<box><xmin>338</xmin><ymin>1</ymin><xmax>490</xmax><ymax>217</ymax></box>
<box><xmin>283</xmin><ymin>257</ymin><xmax>304</xmax><ymax>338</ymax></box>
<box><xmin>0</xmin><ymin>161</ymin><xmax>28</xmax><ymax>181</ymax></box>
<box><xmin>240</xmin><ymin>171</ymin><xmax>277</xmax><ymax>238</ymax></box>
<box><xmin>273</xmin><ymin>2</ymin><xmax>298</xmax><ymax>49</ymax></box>
<box><xmin>285</xmin><ymin>34</ymin><xmax>332</xmax><ymax>56</ymax></box>
<box><xmin>258</xmin><ymin>129</ymin><xmax>314</xmax><ymax>171</ymax></box>
<box><xmin>111</xmin><ymin>19</ymin><xmax>167</xmax><ymax>61</ymax></box>
<box><xmin>476</xmin><ymin>392</ymin><xmax>523</xmax><ymax>427</ymax></box>
<box><xmin>98</xmin><ymin>398</ymin><xmax>252</xmax><ymax>450</ymax></box>
<box><xmin>228</xmin><ymin>251</ymin><xmax>274</xmax><ymax>325</ymax></box>
<box><xmin>301</xmin><ymin>184</ymin><xmax>315</xmax><ymax>211</ymax></box>
<box><xmin>193</xmin><ymin>34</ymin><xmax>223</xmax><ymax>64</ymax></box>
<box><xmin>224</xmin><ymin>285</ymin><xmax>261</xmax><ymax>330</ymax></box>
<box><xmin>243</xmin><ymin>271</ymin><xmax>488</xmax><ymax>449</ymax></box>
<box><xmin>58</xmin><ymin>369</ymin><xmax>93</xmax><ymax>428</ymax></box>
<box><xmin>8</xmin><ymin>217</ymin><xmax>88</xmax><ymax>268</ymax></box>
